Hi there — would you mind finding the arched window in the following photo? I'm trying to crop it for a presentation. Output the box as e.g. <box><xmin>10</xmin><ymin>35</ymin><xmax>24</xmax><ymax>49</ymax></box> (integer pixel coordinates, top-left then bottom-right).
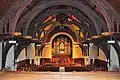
<box><xmin>114</xmin><ymin>20</ymin><xmax>117</xmax><ymax>32</ymax></box>
<box><xmin>6</xmin><ymin>21</ymin><xmax>9</xmax><ymax>33</ymax></box>
<box><xmin>2</xmin><ymin>27</ymin><xmax>5</xmax><ymax>33</ymax></box>
<box><xmin>119</xmin><ymin>24</ymin><xmax>120</xmax><ymax>32</ymax></box>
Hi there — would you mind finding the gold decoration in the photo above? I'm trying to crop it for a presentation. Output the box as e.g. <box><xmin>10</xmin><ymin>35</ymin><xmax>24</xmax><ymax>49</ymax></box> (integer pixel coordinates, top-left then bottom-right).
<box><xmin>23</xmin><ymin>36</ymin><xmax>32</xmax><ymax>39</ymax></box>
<box><xmin>102</xmin><ymin>32</ymin><xmax>114</xmax><ymax>36</ymax></box>
<box><xmin>11</xmin><ymin>32</ymin><xmax>21</xmax><ymax>36</ymax></box>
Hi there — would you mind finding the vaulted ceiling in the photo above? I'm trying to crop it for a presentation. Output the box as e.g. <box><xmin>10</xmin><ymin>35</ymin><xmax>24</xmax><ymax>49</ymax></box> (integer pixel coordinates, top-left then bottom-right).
<box><xmin>0</xmin><ymin>0</ymin><xmax>120</xmax><ymax>18</ymax></box>
<box><xmin>109</xmin><ymin>0</ymin><xmax>120</xmax><ymax>13</ymax></box>
<box><xmin>0</xmin><ymin>0</ymin><xmax>16</xmax><ymax>17</ymax></box>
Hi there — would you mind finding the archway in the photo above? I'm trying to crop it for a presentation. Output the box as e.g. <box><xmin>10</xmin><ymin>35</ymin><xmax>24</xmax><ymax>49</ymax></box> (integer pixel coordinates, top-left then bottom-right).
<box><xmin>51</xmin><ymin>34</ymin><xmax>73</xmax><ymax>66</ymax></box>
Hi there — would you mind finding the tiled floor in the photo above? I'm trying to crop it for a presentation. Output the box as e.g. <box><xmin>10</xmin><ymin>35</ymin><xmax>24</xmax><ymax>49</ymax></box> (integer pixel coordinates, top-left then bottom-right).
<box><xmin>0</xmin><ymin>71</ymin><xmax>120</xmax><ymax>80</ymax></box>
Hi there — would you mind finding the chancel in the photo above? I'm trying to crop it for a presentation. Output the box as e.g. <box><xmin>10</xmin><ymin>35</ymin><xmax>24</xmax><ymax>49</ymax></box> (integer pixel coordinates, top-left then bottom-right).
<box><xmin>0</xmin><ymin>0</ymin><xmax>120</xmax><ymax>80</ymax></box>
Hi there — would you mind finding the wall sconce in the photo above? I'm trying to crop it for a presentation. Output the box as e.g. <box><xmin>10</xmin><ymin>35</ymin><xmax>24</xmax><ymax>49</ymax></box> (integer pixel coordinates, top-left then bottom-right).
<box><xmin>107</xmin><ymin>40</ymin><xmax>115</xmax><ymax>44</ymax></box>
<box><xmin>89</xmin><ymin>43</ymin><xmax>94</xmax><ymax>46</ymax></box>
<box><xmin>9</xmin><ymin>40</ymin><xmax>16</xmax><ymax>44</ymax></box>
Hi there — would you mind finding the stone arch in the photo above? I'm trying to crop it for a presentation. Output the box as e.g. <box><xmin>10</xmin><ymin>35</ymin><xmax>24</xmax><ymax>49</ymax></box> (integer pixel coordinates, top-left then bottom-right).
<box><xmin>15</xmin><ymin>1</ymin><xmax>107</xmax><ymax>36</ymax></box>
<box><xmin>50</xmin><ymin>32</ymin><xmax>75</xmax><ymax>43</ymax></box>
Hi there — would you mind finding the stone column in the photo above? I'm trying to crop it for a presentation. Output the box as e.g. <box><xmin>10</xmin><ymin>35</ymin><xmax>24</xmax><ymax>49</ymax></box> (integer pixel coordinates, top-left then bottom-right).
<box><xmin>108</xmin><ymin>45</ymin><xmax>119</xmax><ymax>71</ymax></box>
<box><xmin>5</xmin><ymin>45</ymin><xmax>15</xmax><ymax>71</ymax></box>
<box><xmin>27</xmin><ymin>44</ymin><xmax>35</xmax><ymax>64</ymax></box>
<box><xmin>88</xmin><ymin>44</ymin><xmax>98</xmax><ymax>65</ymax></box>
